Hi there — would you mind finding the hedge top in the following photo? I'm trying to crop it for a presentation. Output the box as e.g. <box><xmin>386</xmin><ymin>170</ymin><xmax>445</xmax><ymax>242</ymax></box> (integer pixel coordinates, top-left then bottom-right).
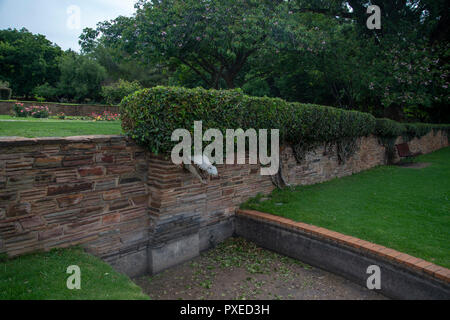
<box><xmin>120</xmin><ymin>86</ymin><xmax>449</xmax><ymax>155</ymax></box>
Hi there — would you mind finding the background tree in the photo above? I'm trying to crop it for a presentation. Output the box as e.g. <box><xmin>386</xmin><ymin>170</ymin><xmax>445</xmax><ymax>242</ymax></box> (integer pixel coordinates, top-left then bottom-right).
<box><xmin>56</xmin><ymin>50</ymin><xmax>107</xmax><ymax>103</ymax></box>
<box><xmin>34</xmin><ymin>50</ymin><xmax>107</xmax><ymax>103</ymax></box>
<box><xmin>101</xmin><ymin>79</ymin><xmax>143</xmax><ymax>105</ymax></box>
<box><xmin>81</xmin><ymin>0</ymin><xmax>288</xmax><ymax>89</ymax></box>
<box><xmin>2</xmin><ymin>1</ymin><xmax>448</xmax><ymax>121</ymax></box>
<box><xmin>0</xmin><ymin>28</ymin><xmax>62</xmax><ymax>97</ymax></box>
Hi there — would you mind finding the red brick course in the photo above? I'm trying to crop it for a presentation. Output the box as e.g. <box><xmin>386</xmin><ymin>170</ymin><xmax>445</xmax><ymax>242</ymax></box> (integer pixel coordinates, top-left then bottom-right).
<box><xmin>237</xmin><ymin>209</ymin><xmax>450</xmax><ymax>284</ymax></box>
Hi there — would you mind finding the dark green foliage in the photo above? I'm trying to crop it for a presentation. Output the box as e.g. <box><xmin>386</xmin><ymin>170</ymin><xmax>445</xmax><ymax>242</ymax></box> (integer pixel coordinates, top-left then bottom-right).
<box><xmin>121</xmin><ymin>86</ymin><xmax>245</xmax><ymax>154</ymax></box>
<box><xmin>375</xmin><ymin>119</ymin><xmax>406</xmax><ymax>138</ymax></box>
<box><xmin>375</xmin><ymin>118</ymin><xmax>450</xmax><ymax>163</ymax></box>
<box><xmin>56</xmin><ymin>51</ymin><xmax>107</xmax><ymax>103</ymax></box>
<box><xmin>101</xmin><ymin>79</ymin><xmax>143</xmax><ymax>105</ymax></box>
<box><xmin>0</xmin><ymin>87</ymin><xmax>11</xmax><ymax>100</ymax></box>
<box><xmin>0</xmin><ymin>28</ymin><xmax>62</xmax><ymax>97</ymax></box>
<box><xmin>0</xmin><ymin>253</ymin><xmax>8</xmax><ymax>263</ymax></box>
<box><xmin>28</xmin><ymin>51</ymin><xmax>107</xmax><ymax>104</ymax></box>
<box><xmin>33</xmin><ymin>83</ymin><xmax>59</xmax><ymax>101</ymax></box>
<box><xmin>121</xmin><ymin>86</ymin><xmax>376</xmax><ymax>156</ymax></box>
<box><xmin>376</xmin><ymin>118</ymin><xmax>450</xmax><ymax>141</ymax></box>
<box><xmin>122</xmin><ymin>87</ymin><xmax>450</xmax><ymax>158</ymax></box>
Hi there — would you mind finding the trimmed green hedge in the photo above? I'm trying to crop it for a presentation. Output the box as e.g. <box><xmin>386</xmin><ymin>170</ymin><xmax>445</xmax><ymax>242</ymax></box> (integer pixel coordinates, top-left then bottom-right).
<box><xmin>376</xmin><ymin>118</ymin><xmax>450</xmax><ymax>140</ymax></box>
<box><xmin>121</xmin><ymin>86</ymin><xmax>449</xmax><ymax>156</ymax></box>
<box><xmin>121</xmin><ymin>86</ymin><xmax>376</xmax><ymax>155</ymax></box>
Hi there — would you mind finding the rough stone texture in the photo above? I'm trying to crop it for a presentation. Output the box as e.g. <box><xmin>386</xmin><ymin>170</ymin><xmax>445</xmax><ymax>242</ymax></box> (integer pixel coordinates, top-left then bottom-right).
<box><xmin>0</xmin><ymin>136</ymin><xmax>149</xmax><ymax>261</ymax></box>
<box><xmin>281</xmin><ymin>132</ymin><xmax>448</xmax><ymax>186</ymax></box>
<box><xmin>0</xmin><ymin>101</ymin><xmax>119</xmax><ymax>117</ymax></box>
<box><xmin>0</xmin><ymin>131</ymin><xmax>447</xmax><ymax>276</ymax></box>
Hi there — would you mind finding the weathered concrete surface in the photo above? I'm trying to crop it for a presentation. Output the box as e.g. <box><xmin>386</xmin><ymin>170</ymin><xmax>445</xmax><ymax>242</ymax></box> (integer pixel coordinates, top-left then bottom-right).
<box><xmin>235</xmin><ymin>215</ymin><xmax>450</xmax><ymax>300</ymax></box>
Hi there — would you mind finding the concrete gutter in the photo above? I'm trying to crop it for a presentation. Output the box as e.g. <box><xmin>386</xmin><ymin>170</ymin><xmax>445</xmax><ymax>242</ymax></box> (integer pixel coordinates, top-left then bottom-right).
<box><xmin>235</xmin><ymin>210</ymin><xmax>450</xmax><ymax>300</ymax></box>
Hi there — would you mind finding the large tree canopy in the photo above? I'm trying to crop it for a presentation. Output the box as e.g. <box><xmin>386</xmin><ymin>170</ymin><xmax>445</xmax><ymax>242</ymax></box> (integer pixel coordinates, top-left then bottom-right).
<box><xmin>81</xmin><ymin>0</ymin><xmax>289</xmax><ymax>89</ymax></box>
<box><xmin>0</xmin><ymin>28</ymin><xmax>62</xmax><ymax>97</ymax></box>
<box><xmin>2</xmin><ymin>1</ymin><xmax>447</xmax><ymax>121</ymax></box>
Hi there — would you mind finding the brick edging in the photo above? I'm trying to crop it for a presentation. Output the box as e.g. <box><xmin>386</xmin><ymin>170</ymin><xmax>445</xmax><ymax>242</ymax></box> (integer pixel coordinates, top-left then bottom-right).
<box><xmin>236</xmin><ymin>209</ymin><xmax>450</xmax><ymax>284</ymax></box>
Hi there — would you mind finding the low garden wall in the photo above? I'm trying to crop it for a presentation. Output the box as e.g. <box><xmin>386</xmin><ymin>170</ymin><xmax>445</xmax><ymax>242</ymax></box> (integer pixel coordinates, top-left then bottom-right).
<box><xmin>236</xmin><ymin>210</ymin><xmax>450</xmax><ymax>299</ymax></box>
<box><xmin>0</xmin><ymin>130</ymin><xmax>448</xmax><ymax>278</ymax></box>
<box><xmin>281</xmin><ymin>131</ymin><xmax>448</xmax><ymax>186</ymax></box>
<box><xmin>0</xmin><ymin>101</ymin><xmax>119</xmax><ymax>117</ymax></box>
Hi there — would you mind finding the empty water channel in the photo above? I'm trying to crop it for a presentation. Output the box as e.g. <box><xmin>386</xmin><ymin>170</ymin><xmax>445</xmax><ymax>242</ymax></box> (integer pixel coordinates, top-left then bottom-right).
<box><xmin>133</xmin><ymin>238</ymin><xmax>386</xmax><ymax>300</ymax></box>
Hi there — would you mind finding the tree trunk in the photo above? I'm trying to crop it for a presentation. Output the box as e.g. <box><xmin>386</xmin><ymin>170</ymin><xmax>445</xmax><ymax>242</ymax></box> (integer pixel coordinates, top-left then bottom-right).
<box><xmin>223</xmin><ymin>74</ymin><xmax>235</xmax><ymax>89</ymax></box>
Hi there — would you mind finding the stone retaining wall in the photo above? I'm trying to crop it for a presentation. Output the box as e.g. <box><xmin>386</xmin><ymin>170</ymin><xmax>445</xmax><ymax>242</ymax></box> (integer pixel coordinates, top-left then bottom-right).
<box><xmin>0</xmin><ymin>131</ymin><xmax>448</xmax><ymax>277</ymax></box>
<box><xmin>0</xmin><ymin>136</ymin><xmax>149</xmax><ymax>275</ymax></box>
<box><xmin>0</xmin><ymin>101</ymin><xmax>120</xmax><ymax>117</ymax></box>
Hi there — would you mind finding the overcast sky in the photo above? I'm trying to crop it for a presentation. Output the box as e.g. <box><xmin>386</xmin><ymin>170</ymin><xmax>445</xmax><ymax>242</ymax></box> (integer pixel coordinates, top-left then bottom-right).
<box><xmin>0</xmin><ymin>0</ymin><xmax>136</xmax><ymax>51</ymax></box>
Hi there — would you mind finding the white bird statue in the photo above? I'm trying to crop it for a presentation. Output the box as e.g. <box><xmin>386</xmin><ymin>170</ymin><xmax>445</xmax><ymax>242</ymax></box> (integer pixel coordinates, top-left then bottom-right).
<box><xmin>183</xmin><ymin>154</ymin><xmax>218</xmax><ymax>184</ymax></box>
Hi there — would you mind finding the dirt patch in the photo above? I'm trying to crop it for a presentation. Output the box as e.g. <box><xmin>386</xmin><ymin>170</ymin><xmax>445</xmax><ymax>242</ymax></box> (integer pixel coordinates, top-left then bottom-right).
<box><xmin>397</xmin><ymin>162</ymin><xmax>432</xmax><ymax>169</ymax></box>
<box><xmin>134</xmin><ymin>238</ymin><xmax>386</xmax><ymax>300</ymax></box>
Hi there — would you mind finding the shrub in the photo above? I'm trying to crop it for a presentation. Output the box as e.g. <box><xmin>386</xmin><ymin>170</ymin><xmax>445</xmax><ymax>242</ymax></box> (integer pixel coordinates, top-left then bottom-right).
<box><xmin>121</xmin><ymin>86</ymin><xmax>450</xmax><ymax>162</ymax></box>
<box><xmin>13</xmin><ymin>102</ymin><xmax>28</xmax><ymax>117</ymax></box>
<box><xmin>0</xmin><ymin>87</ymin><xmax>12</xmax><ymax>100</ymax></box>
<box><xmin>14</xmin><ymin>104</ymin><xmax>50</xmax><ymax>118</ymax></box>
<box><xmin>28</xmin><ymin>105</ymin><xmax>50</xmax><ymax>118</ymax></box>
<box><xmin>101</xmin><ymin>80</ymin><xmax>143</xmax><ymax>105</ymax></box>
<box><xmin>375</xmin><ymin>119</ymin><xmax>450</xmax><ymax>141</ymax></box>
<box><xmin>375</xmin><ymin>118</ymin><xmax>406</xmax><ymax>138</ymax></box>
<box><xmin>33</xmin><ymin>83</ymin><xmax>59</xmax><ymax>101</ymax></box>
<box><xmin>57</xmin><ymin>52</ymin><xmax>107</xmax><ymax>103</ymax></box>
<box><xmin>121</xmin><ymin>86</ymin><xmax>376</xmax><ymax>156</ymax></box>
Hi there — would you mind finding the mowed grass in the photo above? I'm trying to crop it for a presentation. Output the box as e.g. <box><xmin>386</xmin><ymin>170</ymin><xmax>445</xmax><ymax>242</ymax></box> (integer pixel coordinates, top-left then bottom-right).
<box><xmin>242</xmin><ymin>147</ymin><xmax>450</xmax><ymax>268</ymax></box>
<box><xmin>0</xmin><ymin>116</ymin><xmax>122</xmax><ymax>137</ymax></box>
<box><xmin>0</xmin><ymin>248</ymin><xmax>149</xmax><ymax>300</ymax></box>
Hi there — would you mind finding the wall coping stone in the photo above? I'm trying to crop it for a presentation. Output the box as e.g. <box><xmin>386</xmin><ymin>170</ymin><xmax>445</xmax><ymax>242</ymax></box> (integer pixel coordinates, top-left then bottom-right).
<box><xmin>0</xmin><ymin>135</ymin><xmax>127</xmax><ymax>147</ymax></box>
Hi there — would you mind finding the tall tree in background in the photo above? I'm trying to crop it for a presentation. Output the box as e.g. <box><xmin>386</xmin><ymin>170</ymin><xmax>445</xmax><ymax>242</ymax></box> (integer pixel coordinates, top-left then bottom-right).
<box><xmin>80</xmin><ymin>15</ymin><xmax>168</xmax><ymax>88</ymax></box>
<box><xmin>1</xmin><ymin>1</ymin><xmax>446</xmax><ymax>121</ymax></box>
<box><xmin>0</xmin><ymin>28</ymin><xmax>62</xmax><ymax>97</ymax></box>
<box><xmin>56</xmin><ymin>50</ymin><xmax>107</xmax><ymax>103</ymax></box>
<box><xmin>33</xmin><ymin>50</ymin><xmax>107</xmax><ymax>103</ymax></box>
<box><xmin>81</xmin><ymin>0</ymin><xmax>288</xmax><ymax>89</ymax></box>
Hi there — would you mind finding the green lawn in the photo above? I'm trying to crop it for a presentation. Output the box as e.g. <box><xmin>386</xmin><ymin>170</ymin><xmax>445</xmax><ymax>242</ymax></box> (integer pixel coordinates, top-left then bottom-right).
<box><xmin>0</xmin><ymin>116</ymin><xmax>122</xmax><ymax>137</ymax></box>
<box><xmin>242</xmin><ymin>147</ymin><xmax>450</xmax><ymax>268</ymax></box>
<box><xmin>0</xmin><ymin>248</ymin><xmax>149</xmax><ymax>300</ymax></box>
